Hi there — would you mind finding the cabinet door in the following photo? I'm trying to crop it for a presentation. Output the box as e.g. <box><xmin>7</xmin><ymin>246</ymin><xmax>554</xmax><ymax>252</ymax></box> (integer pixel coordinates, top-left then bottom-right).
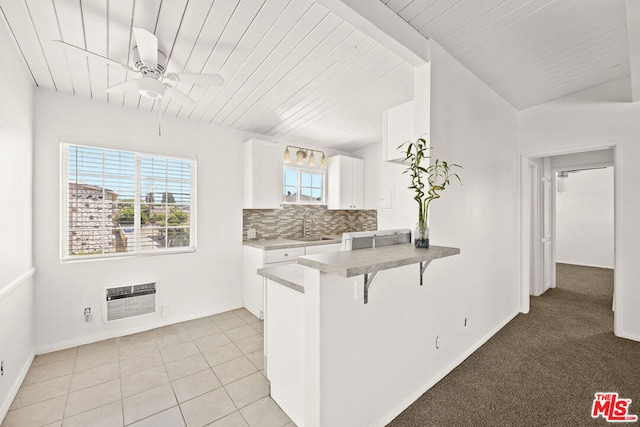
<box><xmin>383</xmin><ymin>101</ymin><xmax>414</xmax><ymax>162</ymax></box>
<box><xmin>243</xmin><ymin>246</ymin><xmax>265</xmax><ymax>319</ymax></box>
<box><xmin>351</xmin><ymin>158</ymin><xmax>364</xmax><ymax>209</ymax></box>
<box><xmin>339</xmin><ymin>156</ymin><xmax>354</xmax><ymax>209</ymax></box>
<box><xmin>327</xmin><ymin>155</ymin><xmax>345</xmax><ymax>210</ymax></box>
<box><xmin>327</xmin><ymin>155</ymin><xmax>365</xmax><ymax>210</ymax></box>
<box><xmin>244</xmin><ymin>140</ymin><xmax>283</xmax><ymax>209</ymax></box>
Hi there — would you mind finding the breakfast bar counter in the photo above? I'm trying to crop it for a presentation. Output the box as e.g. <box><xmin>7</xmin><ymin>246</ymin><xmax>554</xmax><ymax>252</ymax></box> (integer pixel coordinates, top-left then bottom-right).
<box><xmin>296</xmin><ymin>244</ymin><xmax>460</xmax><ymax>277</ymax></box>
<box><xmin>259</xmin><ymin>243</ymin><xmax>461</xmax><ymax>427</ymax></box>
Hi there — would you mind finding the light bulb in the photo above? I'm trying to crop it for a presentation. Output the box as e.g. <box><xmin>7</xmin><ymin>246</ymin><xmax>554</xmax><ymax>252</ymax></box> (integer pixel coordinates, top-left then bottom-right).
<box><xmin>308</xmin><ymin>151</ymin><xmax>316</xmax><ymax>166</ymax></box>
<box><xmin>320</xmin><ymin>153</ymin><xmax>327</xmax><ymax>167</ymax></box>
<box><xmin>284</xmin><ymin>147</ymin><xmax>291</xmax><ymax>163</ymax></box>
<box><xmin>296</xmin><ymin>150</ymin><xmax>304</xmax><ymax>165</ymax></box>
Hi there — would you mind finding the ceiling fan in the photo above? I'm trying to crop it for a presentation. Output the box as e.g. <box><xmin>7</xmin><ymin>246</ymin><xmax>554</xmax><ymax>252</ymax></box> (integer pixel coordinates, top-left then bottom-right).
<box><xmin>53</xmin><ymin>27</ymin><xmax>224</xmax><ymax>134</ymax></box>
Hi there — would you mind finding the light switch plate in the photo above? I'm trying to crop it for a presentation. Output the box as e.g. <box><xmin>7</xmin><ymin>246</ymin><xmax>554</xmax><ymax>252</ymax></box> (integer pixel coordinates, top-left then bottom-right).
<box><xmin>378</xmin><ymin>189</ymin><xmax>393</xmax><ymax>209</ymax></box>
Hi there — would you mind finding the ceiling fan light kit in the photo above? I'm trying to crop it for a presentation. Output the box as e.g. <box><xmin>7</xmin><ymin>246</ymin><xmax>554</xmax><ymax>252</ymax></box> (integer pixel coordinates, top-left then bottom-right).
<box><xmin>136</xmin><ymin>77</ymin><xmax>166</xmax><ymax>100</ymax></box>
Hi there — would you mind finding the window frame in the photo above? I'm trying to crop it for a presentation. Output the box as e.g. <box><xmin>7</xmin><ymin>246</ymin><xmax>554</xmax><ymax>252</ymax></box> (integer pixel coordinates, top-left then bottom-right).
<box><xmin>60</xmin><ymin>142</ymin><xmax>197</xmax><ymax>262</ymax></box>
<box><xmin>282</xmin><ymin>166</ymin><xmax>326</xmax><ymax>205</ymax></box>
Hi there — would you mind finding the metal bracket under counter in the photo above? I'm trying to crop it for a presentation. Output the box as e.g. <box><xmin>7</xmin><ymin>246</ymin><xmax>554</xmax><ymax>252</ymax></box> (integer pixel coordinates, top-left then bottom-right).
<box><xmin>363</xmin><ymin>259</ymin><xmax>433</xmax><ymax>304</ymax></box>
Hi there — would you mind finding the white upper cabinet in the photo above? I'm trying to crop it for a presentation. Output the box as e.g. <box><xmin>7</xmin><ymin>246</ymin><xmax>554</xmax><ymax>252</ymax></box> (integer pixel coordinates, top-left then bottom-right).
<box><xmin>383</xmin><ymin>101</ymin><xmax>414</xmax><ymax>163</ymax></box>
<box><xmin>243</xmin><ymin>139</ymin><xmax>283</xmax><ymax>209</ymax></box>
<box><xmin>327</xmin><ymin>155</ymin><xmax>364</xmax><ymax>210</ymax></box>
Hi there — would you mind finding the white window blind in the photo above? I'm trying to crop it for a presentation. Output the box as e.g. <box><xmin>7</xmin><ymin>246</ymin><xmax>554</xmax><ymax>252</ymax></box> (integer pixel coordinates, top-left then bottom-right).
<box><xmin>61</xmin><ymin>143</ymin><xmax>196</xmax><ymax>260</ymax></box>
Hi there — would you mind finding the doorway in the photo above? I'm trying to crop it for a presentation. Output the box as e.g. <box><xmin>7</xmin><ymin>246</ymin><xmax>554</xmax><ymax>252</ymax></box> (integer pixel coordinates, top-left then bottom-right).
<box><xmin>520</xmin><ymin>144</ymin><xmax>619</xmax><ymax>333</ymax></box>
<box><xmin>555</xmin><ymin>167</ymin><xmax>614</xmax><ymax>270</ymax></box>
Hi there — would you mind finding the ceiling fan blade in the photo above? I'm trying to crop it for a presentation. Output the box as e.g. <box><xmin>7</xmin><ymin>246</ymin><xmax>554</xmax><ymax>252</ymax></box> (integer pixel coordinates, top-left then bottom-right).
<box><xmin>165</xmin><ymin>87</ymin><xmax>195</xmax><ymax>106</ymax></box>
<box><xmin>166</xmin><ymin>73</ymin><xmax>224</xmax><ymax>86</ymax></box>
<box><xmin>132</xmin><ymin>27</ymin><xmax>158</xmax><ymax>68</ymax></box>
<box><xmin>52</xmin><ymin>40</ymin><xmax>135</xmax><ymax>72</ymax></box>
<box><xmin>106</xmin><ymin>80</ymin><xmax>138</xmax><ymax>94</ymax></box>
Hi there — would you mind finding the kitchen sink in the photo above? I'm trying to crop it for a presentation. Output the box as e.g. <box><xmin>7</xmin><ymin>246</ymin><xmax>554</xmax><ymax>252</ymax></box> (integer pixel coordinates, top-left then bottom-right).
<box><xmin>294</xmin><ymin>236</ymin><xmax>335</xmax><ymax>242</ymax></box>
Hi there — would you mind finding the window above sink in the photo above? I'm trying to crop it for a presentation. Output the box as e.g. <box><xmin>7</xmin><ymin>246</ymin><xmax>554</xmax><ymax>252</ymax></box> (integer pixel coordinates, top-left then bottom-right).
<box><xmin>283</xmin><ymin>167</ymin><xmax>325</xmax><ymax>205</ymax></box>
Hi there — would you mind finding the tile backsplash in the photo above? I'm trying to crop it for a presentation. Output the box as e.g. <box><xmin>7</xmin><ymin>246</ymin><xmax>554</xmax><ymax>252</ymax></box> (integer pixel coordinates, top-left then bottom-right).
<box><xmin>243</xmin><ymin>205</ymin><xmax>377</xmax><ymax>240</ymax></box>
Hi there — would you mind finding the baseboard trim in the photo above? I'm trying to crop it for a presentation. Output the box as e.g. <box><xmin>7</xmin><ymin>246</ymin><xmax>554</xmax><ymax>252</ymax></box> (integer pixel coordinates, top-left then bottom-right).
<box><xmin>556</xmin><ymin>261</ymin><xmax>614</xmax><ymax>270</ymax></box>
<box><xmin>35</xmin><ymin>305</ymin><xmax>244</xmax><ymax>355</ymax></box>
<box><xmin>0</xmin><ymin>268</ymin><xmax>35</xmax><ymax>303</ymax></box>
<box><xmin>615</xmin><ymin>330</ymin><xmax>640</xmax><ymax>344</ymax></box>
<box><xmin>0</xmin><ymin>350</ymin><xmax>35</xmax><ymax>424</ymax></box>
<box><xmin>376</xmin><ymin>310</ymin><xmax>520</xmax><ymax>427</ymax></box>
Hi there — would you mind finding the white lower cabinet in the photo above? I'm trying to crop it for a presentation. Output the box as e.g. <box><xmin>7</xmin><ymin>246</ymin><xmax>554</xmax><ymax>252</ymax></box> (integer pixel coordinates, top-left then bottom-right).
<box><xmin>243</xmin><ymin>243</ymin><xmax>341</xmax><ymax>319</ymax></box>
<box><xmin>265</xmin><ymin>279</ymin><xmax>304</xmax><ymax>426</ymax></box>
<box><xmin>243</xmin><ymin>246</ymin><xmax>304</xmax><ymax>319</ymax></box>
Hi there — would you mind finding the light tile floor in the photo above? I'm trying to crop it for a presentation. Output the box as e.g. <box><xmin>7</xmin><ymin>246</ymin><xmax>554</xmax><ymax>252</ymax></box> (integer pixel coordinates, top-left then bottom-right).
<box><xmin>2</xmin><ymin>308</ymin><xmax>296</xmax><ymax>427</ymax></box>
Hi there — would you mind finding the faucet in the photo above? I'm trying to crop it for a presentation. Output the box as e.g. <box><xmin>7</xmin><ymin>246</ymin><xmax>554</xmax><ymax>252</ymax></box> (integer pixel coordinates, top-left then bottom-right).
<box><xmin>303</xmin><ymin>209</ymin><xmax>315</xmax><ymax>238</ymax></box>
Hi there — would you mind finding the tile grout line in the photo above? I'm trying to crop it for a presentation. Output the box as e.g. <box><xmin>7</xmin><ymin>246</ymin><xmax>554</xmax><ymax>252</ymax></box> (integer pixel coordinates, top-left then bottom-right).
<box><xmin>161</xmin><ymin>336</ymin><xmax>187</xmax><ymax>427</ymax></box>
<box><xmin>60</xmin><ymin>346</ymin><xmax>78</xmax><ymax>423</ymax></box>
<box><xmin>117</xmin><ymin>339</ymin><xmax>125</xmax><ymax>427</ymax></box>
<box><xmin>6</xmin><ymin>309</ymin><xmax>270</xmax><ymax>427</ymax></box>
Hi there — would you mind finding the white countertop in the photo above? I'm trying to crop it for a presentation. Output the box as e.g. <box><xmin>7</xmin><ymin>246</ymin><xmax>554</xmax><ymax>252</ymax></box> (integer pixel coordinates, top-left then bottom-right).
<box><xmin>257</xmin><ymin>263</ymin><xmax>305</xmax><ymax>293</ymax></box>
<box><xmin>243</xmin><ymin>235</ymin><xmax>342</xmax><ymax>250</ymax></box>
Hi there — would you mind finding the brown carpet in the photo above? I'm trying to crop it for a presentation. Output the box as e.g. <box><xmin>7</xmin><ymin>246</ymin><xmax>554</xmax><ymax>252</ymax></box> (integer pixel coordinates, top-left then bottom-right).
<box><xmin>389</xmin><ymin>263</ymin><xmax>640</xmax><ymax>427</ymax></box>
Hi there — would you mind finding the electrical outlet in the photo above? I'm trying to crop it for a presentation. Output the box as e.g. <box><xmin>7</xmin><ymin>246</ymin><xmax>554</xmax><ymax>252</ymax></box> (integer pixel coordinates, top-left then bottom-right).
<box><xmin>84</xmin><ymin>307</ymin><xmax>92</xmax><ymax>323</ymax></box>
<box><xmin>247</xmin><ymin>228</ymin><xmax>257</xmax><ymax>239</ymax></box>
<box><xmin>435</xmin><ymin>336</ymin><xmax>440</xmax><ymax>350</ymax></box>
<box><xmin>464</xmin><ymin>317</ymin><xmax>468</xmax><ymax>327</ymax></box>
<box><xmin>161</xmin><ymin>306</ymin><xmax>170</xmax><ymax>318</ymax></box>
<box><xmin>1</xmin><ymin>360</ymin><xmax>4</xmax><ymax>377</ymax></box>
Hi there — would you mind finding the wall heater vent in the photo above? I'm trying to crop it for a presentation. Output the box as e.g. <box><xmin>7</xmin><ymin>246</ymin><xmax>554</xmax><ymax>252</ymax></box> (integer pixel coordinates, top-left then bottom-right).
<box><xmin>105</xmin><ymin>282</ymin><xmax>156</xmax><ymax>322</ymax></box>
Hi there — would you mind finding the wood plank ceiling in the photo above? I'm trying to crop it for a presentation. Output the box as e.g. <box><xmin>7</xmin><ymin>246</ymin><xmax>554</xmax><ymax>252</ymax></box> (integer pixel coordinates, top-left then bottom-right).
<box><xmin>0</xmin><ymin>0</ymin><xmax>633</xmax><ymax>149</ymax></box>
<box><xmin>381</xmin><ymin>0</ymin><xmax>631</xmax><ymax>109</ymax></box>
<box><xmin>0</xmin><ymin>0</ymin><xmax>414</xmax><ymax>151</ymax></box>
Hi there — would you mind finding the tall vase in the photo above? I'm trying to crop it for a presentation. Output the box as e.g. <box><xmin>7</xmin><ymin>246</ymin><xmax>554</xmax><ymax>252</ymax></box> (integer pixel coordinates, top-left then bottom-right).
<box><xmin>414</xmin><ymin>222</ymin><xmax>429</xmax><ymax>248</ymax></box>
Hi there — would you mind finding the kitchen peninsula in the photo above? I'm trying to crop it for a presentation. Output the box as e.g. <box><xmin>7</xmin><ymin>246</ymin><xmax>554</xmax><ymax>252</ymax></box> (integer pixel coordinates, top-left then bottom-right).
<box><xmin>258</xmin><ymin>243</ymin><xmax>460</xmax><ymax>427</ymax></box>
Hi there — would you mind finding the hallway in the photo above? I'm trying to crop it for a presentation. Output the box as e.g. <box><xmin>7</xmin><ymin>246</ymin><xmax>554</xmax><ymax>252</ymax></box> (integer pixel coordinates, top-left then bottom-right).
<box><xmin>390</xmin><ymin>264</ymin><xmax>639</xmax><ymax>427</ymax></box>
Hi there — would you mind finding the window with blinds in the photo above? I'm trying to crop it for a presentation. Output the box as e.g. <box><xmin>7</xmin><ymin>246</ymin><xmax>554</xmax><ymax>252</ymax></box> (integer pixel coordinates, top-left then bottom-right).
<box><xmin>61</xmin><ymin>143</ymin><xmax>196</xmax><ymax>260</ymax></box>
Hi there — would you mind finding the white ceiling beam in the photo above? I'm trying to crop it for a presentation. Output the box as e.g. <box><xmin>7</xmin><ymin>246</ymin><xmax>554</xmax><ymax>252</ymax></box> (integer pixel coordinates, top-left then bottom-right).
<box><xmin>316</xmin><ymin>0</ymin><xmax>430</xmax><ymax>66</ymax></box>
<box><xmin>626</xmin><ymin>0</ymin><xmax>640</xmax><ymax>102</ymax></box>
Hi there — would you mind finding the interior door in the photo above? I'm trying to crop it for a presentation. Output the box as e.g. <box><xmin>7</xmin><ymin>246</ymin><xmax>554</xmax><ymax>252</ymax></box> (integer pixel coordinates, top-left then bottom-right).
<box><xmin>530</xmin><ymin>159</ymin><xmax>542</xmax><ymax>296</ymax></box>
<box><xmin>541</xmin><ymin>158</ymin><xmax>554</xmax><ymax>293</ymax></box>
<box><xmin>530</xmin><ymin>157</ymin><xmax>554</xmax><ymax>296</ymax></box>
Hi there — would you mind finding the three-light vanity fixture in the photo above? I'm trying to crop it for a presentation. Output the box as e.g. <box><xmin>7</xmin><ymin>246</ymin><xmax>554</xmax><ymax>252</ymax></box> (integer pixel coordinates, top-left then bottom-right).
<box><xmin>283</xmin><ymin>145</ymin><xmax>327</xmax><ymax>167</ymax></box>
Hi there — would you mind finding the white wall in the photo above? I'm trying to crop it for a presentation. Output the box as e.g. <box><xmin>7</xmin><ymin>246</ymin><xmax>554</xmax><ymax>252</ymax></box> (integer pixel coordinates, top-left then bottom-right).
<box><xmin>425</xmin><ymin>40</ymin><xmax>521</xmax><ymax>358</ymax></box>
<box><xmin>32</xmin><ymin>89</ymin><xmax>256</xmax><ymax>351</ymax></box>
<box><xmin>353</xmin><ymin>40</ymin><xmax>520</xmax><ymax>423</ymax></box>
<box><xmin>0</xmin><ymin>19</ymin><xmax>36</xmax><ymax>421</ymax></box>
<box><xmin>556</xmin><ymin>168</ymin><xmax>614</xmax><ymax>268</ymax></box>
<box><xmin>354</xmin><ymin>143</ymin><xmax>414</xmax><ymax>229</ymax></box>
<box><xmin>520</xmin><ymin>77</ymin><xmax>640</xmax><ymax>341</ymax></box>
